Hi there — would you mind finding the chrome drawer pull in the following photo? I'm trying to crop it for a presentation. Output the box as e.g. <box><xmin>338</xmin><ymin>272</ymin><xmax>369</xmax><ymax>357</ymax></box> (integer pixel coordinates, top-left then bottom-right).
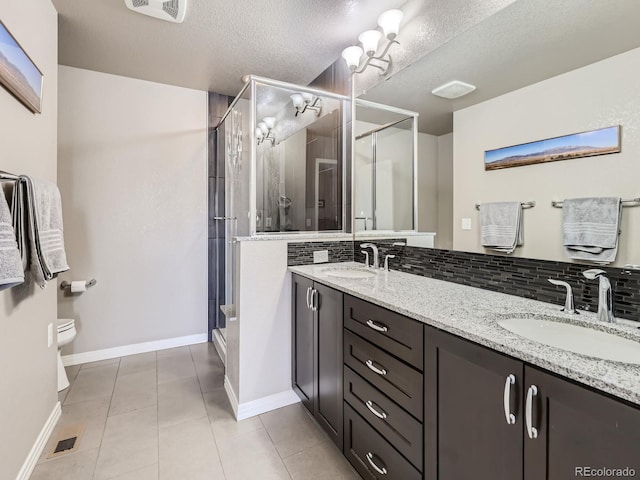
<box><xmin>365</xmin><ymin>452</ymin><xmax>388</xmax><ymax>475</ymax></box>
<box><xmin>365</xmin><ymin>400</ymin><xmax>388</xmax><ymax>420</ymax></box>
<box><xmin>526</xmin><ymin>385</ymin><xmax>539</xmax><ymax>439</ymax></box>
<box><xmin>366</xmin><ymin>319</ymin><xmax>388</xmax><ymax>332</ymax></box>
<box><xmin>365</xmin><ymin>359</ymin><xmax>387</xmax><ymax>376</ymax></box>
<box><xmin>306</xmin><ymin>287</ymin><xmax>311</xmax><ymax>310</ymax></box>
<box><xmin>503</xmin><ymin>374</ymin><xmax>516</xmax><ymax>425</ymax></box>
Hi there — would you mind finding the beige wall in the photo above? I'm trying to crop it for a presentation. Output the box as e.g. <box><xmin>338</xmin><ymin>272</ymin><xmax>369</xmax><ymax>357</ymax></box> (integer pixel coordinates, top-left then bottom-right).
<box><xmin>436</xmin><ymin>133</ymin><xmax>453</xmax><ymax>249</ymax></box>
<box><xmin>417</xmin><ymin>133</ymin><xmax>438</xmax><ymax>233</ymax></box>
<box><xmin>57</xmin><ymin>66</ymin><xmax>208</xmax><ymax>354</ymax></box>
<box><xmin>453</xmin><ymin>47</ymin><xmax>640</xmax><ymax>267</ymax></box>
<box><xmin>0</xmin><ymin>1</ymin><xmax>59</xmax><ymax>478</ymax></box>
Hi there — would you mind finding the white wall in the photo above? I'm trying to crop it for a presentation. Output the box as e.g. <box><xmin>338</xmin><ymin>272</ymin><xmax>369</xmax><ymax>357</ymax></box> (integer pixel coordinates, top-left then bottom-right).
<box><xmin>453</xmin><ymin>47</ymin><xmax>640</xmax><ymax>267</ymax></box>
<box><xmin>418</xmin><ymin>133</ymin><xmax>439</xmax><ymax>233</ymax></box>
<box><xmin>0</xmin><ymin>1</ymin><xmax>59</xmax><ymax>478</ymax></box>
<box><xmin>57</xmin><ymin>66</ymin><xmax>208</xmax><ymax>354</ymax></box>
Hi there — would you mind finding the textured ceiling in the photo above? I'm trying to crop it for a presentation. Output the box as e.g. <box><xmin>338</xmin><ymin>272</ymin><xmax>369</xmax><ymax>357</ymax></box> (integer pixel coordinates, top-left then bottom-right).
<box><xmin>360</xmin><ymin>0</ymin><xmax>640</xmax><ymax>135</ymax></box>
<box><xmin>51</xmin><ymin>0</ymin><xmax>405</xmax><ymax>95</ymax></box>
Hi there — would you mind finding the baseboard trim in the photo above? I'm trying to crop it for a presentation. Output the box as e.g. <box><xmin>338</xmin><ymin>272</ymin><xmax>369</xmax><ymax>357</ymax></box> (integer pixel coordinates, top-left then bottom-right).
<box><xmin>16</xmin><ymin>401</ymin><xmax>61</xmax><ymax>480</ymax></box>
<box><xmin>62</xmin><ymin>333</ymin><xmax>208</xmax><ymax>366</ymax></box>
<box><xmin>223</xmin><ymin>376</ymin><xmax>300</xmax><ymax>421</ymax></box>
<box><xmin>211</xmin><ymin>329</ymin><xmax>226</xmax><ymax>366</ymax></box>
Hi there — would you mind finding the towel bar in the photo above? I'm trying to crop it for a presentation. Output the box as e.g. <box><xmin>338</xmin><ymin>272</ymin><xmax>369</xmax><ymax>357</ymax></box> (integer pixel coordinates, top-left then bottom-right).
<box><xmin>475</xmin><ymin>200</ymin><xmax>536</xmax><ymax>211</ymax></box>
<box><xmin>552</xmin><ymin>198</ymin><xmax>640</xmax><ymax>208</ymax></box>
<box><xmin>60</xmin><ymin>279</ymin><xmax>97</xmax><ymax>290</ymax></box>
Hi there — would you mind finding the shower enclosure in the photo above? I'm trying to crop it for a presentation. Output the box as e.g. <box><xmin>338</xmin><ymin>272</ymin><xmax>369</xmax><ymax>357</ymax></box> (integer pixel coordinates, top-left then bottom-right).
<box><xmin>354</xmin><ymin>99</ymin><xmax>418</xmax><ymax>232</ymax></box>
<box><xmin>213</xmin><ymin>76</ymin><xmax>350</xmax><ymax>341</ymax></box>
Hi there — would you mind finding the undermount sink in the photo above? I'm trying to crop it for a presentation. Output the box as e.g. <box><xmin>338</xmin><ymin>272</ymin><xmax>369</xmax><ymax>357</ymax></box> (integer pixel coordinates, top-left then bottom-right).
<box><xmin>498</xmin><ymin>317</ymin><xmax>640</xmax><ymax>365</ymax></box>
<box><xmin>323</xmin><ymin>267</ymin><xmax>377</xmax><ymax>279</ymax></box>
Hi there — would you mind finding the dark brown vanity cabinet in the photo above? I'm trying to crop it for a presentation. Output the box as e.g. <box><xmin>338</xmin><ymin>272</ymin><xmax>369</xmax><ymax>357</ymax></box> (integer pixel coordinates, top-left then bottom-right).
<box><xmin>343</xmin><ymin>295</ymin><xmax>424</xmax><ymax>479</ymax></box>
<box><xmin>425</xmin><ymin>327</ymin><xmax>640</xmax><ymax>480</ymax></box>
<box><xmin>291</xmin><ymin>274</ymin><xmax>344</xmax><ymax>450</ymax></box>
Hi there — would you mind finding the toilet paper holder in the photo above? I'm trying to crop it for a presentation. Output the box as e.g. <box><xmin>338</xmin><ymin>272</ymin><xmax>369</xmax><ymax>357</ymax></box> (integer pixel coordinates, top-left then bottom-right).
<box><xmin>60</xmin><ymin>279</ymin><xmax>97</xmax><ymax>290</ymax></box>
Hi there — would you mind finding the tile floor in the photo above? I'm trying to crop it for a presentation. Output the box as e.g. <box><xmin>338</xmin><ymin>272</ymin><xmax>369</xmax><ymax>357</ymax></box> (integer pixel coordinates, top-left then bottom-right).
<box><xmin>32</xmin><ymin>343</ymin><xmax>359</xmax><ymax>480</ymax></box>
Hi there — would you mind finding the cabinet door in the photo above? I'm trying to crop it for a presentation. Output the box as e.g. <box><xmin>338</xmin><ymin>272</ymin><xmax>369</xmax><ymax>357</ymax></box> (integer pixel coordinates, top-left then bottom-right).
<box><xmin>425</xmin><ymin>327</ymin><xmax>524</xmax><ymax>480</ymax></box>
<box><xmin>525</xmin><ymin>366</ymin><xmax>640</xmax><ymax>480</ymax></box>
<box><xmin>291</xmin><ymin>274</ymin><xmax>314</xmax><ymax>412</ymax></box>
<box><xmin>315</xmin><ymin>283</ymin><xmax>344</xmax><ymax>450</ymax></box>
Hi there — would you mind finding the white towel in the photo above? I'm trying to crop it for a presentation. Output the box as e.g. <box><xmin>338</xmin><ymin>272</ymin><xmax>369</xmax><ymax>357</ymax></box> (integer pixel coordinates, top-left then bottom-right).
<box><xmin>563</xmin><ymin>197</ymin><xmax>621</xmax><ymax>265</ymax></box>
<box><xmin>480</xmin><ymin>201</ymin><xmax>523</xmax><ymax>254</ymax></box>
<box><xmin>0</xmin><ymin>185</ymin><xmax>24</xmax><ymax>290</ymax></box>
<box><xmin>20</xmin><ymin>176</ymin><xmax>69</xmax><ymax>287</ymax></box>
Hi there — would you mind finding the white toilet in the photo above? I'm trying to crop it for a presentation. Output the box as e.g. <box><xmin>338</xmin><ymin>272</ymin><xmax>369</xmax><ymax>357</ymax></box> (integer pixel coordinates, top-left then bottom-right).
<box><xmin>57</xmin><ymin>318</ymin><xmax>77</xmax><ymax>392</ymax></box>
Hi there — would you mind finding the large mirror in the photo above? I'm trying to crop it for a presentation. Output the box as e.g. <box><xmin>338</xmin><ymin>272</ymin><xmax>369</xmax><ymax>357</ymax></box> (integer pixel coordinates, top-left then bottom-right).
<box><xmin>355</xmin><ymin>0</ymin><xmax>640</xmax><ymax>267</ymax></box>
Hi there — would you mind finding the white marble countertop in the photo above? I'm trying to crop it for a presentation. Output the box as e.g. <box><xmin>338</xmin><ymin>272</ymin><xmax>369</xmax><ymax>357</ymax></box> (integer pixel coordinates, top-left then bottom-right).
<box><xmin>289</xmin><ymin>262</ymin><xmax>640</xmax><ymax>406</ymax></box>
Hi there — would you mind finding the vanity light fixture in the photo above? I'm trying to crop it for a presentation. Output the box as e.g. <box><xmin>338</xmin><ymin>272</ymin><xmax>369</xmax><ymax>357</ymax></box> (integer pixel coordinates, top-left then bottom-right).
<box><xmin>256</xmin><ymin>117</ymin><xmax>276</xmax><ymax>146</ymax></box>
<box><xmin>431</xmin><ymin>80</ymin><xmax>477</xmax><ymax>99</ymax></box>
<box><xmin>290</xmin><ymin>92</ymin><xmax>322</xmax><ymax>117</ymax></box>
<box><xmin>341</xmin><ymin>9</ymin><xmax>403</xmax><ymax>76</ymax></box>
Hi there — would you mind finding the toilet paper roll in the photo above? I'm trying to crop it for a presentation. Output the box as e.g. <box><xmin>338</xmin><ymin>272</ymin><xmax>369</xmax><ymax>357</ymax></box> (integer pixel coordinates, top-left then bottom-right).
<box><xmin>70</xmin><ymin>281</ymin><xmax>86</xmax><ymax>293</ymax></box>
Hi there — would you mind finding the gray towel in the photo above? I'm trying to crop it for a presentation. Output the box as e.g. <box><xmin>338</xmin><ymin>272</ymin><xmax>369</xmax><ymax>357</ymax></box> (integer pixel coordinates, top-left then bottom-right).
<box><xmin>20</xmin><ymin>176</ymin><xmax>70</xmax><ymax>287</ymax></box>
<box><xmin>563</xmin><ymin>197</ymin><xmax>621</xmax><ymax>264</ymax></box>
<box><xmin>0</xmin><ymin>185</ymin><xmax>24</xmax><ymax>290</ymax></box>
<box><xmin>480</xmin><ymin>201</ymin><xmax>523</xmax><ymax>254</ymax></box>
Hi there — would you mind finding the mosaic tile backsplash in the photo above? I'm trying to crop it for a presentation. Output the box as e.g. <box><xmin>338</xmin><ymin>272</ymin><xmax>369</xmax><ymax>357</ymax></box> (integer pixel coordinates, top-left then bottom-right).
<box><xmin>288</xmin><ymin>239</ymin><xmax>640</xmax><ymax>322</ymax></box>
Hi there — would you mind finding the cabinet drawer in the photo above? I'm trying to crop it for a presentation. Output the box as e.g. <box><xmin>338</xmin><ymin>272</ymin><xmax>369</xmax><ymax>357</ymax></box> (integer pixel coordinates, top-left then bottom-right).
<box><xmin>344</xmin><ymin>403</ymin><xmax>421</xmax><ymax>480</ymax></box>
<box><xmin>344</xmin><ymin>366</ymin><xmax>422</xmax><ymax>470</ymax></box>
<box><xmin>345</xmin><ymin>330</ymin><xmax>423</xmax><ymax>420</ymax></box>
<box><xmin>344</xmin><ymin>295</ymin><xmax>423</xmax><ymax>370</ymax></box>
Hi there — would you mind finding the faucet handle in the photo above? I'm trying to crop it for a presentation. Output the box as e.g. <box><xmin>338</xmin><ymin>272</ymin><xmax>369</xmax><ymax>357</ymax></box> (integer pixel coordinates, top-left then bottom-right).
<box><xmin>547</xmin><ymin>278</ymin><xmax>578</xmax><ymax>314</ymax></box>
<box><xmin>384</xmin><ymin>254</ymin><xmax>396</xmax><ymax>271</ymax></box>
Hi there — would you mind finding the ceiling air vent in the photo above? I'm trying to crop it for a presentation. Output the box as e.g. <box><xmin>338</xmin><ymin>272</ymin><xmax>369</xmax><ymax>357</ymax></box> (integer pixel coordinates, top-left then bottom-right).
<box><xmin>124</xmin><ymin>0</ymin><xmax>187</xmax><ymax>23</ymax></box>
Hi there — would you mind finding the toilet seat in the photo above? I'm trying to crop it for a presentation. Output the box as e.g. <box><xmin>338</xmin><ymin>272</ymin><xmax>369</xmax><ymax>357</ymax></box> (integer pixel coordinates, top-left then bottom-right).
<box><xmin>57</xmin><ymin>318</ymin><xmax>75</xmax><ymax>332</ymax></box>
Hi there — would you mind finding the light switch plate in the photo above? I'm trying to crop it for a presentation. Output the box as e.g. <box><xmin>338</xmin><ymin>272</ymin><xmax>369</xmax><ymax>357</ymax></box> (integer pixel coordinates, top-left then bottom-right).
<box><xmin>461</xmin><ymin>218</ymin><xmax>472</xmax><ymax>230</ymax></box>
<box><xmin>47</xmin><ymin>323</ymin><xmax>53</xmax><ymax>347</ymax></box>
<box><xmin>313</xmin><ymin>250</ymin><xmax>329</xmax><ymax>263</ymax></box>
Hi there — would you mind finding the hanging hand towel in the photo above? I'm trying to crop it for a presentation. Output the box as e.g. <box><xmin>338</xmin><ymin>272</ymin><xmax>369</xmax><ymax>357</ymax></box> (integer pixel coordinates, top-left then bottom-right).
<box><xmin>20</xmin><ymin>176</ymin><xmax>70</xmax><ymax>288</ymax></box>
<box><xmin>563</xmin><ymin>197</ymin><xmax>621</xmax><ymax>265</ymax></box>
<box><xmin>480</xmin><ymin>201</ymin><xmax>523</xmax><ymax>254</ymax></box>
<box><xmin>0</xmin><ymin>185</ymin><xmax>25</xmax><ymax>290</ymax></box>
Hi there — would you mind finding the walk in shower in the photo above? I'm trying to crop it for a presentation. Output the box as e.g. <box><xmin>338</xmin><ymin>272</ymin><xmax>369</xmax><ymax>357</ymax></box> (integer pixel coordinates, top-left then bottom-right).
<box><xmin>213</xmin><ymin>76</ymin><xmax>351</xmax><ymax>341</ymax></box>
<box><xmin>354</xmin><ymin>99</ymin><xmax>418</xmax><ymax>232</ymax></box>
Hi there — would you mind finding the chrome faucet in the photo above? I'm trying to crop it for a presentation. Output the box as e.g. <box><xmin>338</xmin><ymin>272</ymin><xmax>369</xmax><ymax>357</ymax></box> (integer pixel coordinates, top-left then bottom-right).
<box><xmin>360</xmin><ymin>243</ymin><xmax>379</xmax><ymax>269</ymax></box>
<box><xmin>547</xmin><ymin>279</ymin><xmax>578</xmax><ymax>313</ymax></box>
<box><xmin>383</xmin><ymin>254</ymin><xmax>396</xmax><ymax>272</ymax></box>
<box><xmin>582</xmin><ymin>269</ymin><xmax>615</xmax><ymax>323</ymax></box>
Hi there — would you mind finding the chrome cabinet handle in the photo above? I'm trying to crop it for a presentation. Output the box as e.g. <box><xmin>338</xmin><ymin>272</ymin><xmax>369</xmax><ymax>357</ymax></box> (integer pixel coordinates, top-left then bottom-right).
<box><xmin>503</xmin><ymin>374</ymin><xmax>516</xmax><ymax>425</ymax></box>
<box><xmin>526</xmin><ymin>385</ymin><xmax>539</xmax><ymax>439</ymax></box>
<box><xmin>305</xmin><ymin>287</ymin><xmax>311</xmax><ymax>310</ymax></box>
<box><xmin>366</xmin><ymin>319</ymin><xmax>388</xmax><ymax>332</ymax></box>
<box><xmin>213</xmin><ymin>216</ymin><xmax>237</xmax><ymax>220</ymax></box>
<box><xmin>365</xmin><ymin>400</ymin><xmax>388</xmax><ymax>420</ymax></box>
<box><xmin>310</xmin><ymin>289</ymin><xmax>318</xmax><ymax>312</ymax></box>
<box><xmin>365</xmin><ymin>359</ymin><xmax>387</xmax><ymax>376</ymax></box>
<box><xmin>365</xmin><ymin>452</ymin><xmax>388</xmax><ymax>475</ymax></box>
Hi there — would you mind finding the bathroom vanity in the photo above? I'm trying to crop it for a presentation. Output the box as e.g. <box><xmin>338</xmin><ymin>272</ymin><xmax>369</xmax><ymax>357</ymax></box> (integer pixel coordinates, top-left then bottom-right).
<box><xmin>290</xmin><ymin>263</ymin><xmax>640</xmax><ymax>480</ymax></box>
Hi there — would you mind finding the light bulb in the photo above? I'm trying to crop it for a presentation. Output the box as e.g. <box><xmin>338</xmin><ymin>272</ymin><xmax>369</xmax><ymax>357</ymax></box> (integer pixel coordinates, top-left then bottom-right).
<box><xmin>378</xmin><ymin>9</ymin><xmax>403</xmax><ymax>40</ymax></box>
<box><xmin>301</xmin><ymin>92</ymin><xmax>314</xmax><ymax>104</ymax></box>
<box><xmin>341</xmin><ymin>45</ymin><xmax>363</xmax><ymax>70</ymax></box>
<box><xmin>359</xmin><ymin>30</ymin><xmax>382</xmax><ymax>56</ymax></box>
<box><xmin>258</xmin><ymin>122</ymin><xmax>268</xmax><ymax>135</ymax></box>
<box><xmin>255</xmin><ymin>127</ymin><xmax>263</xmax><ymax>140</ymax></box>
<box><xmin>290</xmin><ymin>94</ymin><xmax>304</xmax><ymax>108</ymax></box>
<box><xmin>263</xmin><ymin>117</ymin><xmax>276</xmax><ymax>129</ymax></box>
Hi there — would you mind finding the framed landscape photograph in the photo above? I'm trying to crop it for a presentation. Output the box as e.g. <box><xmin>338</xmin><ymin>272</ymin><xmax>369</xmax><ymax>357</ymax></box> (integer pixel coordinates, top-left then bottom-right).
<box><xmin>0</xmin><ymin>19</ymin><xmax>43</xmax><ymax>113</ymax></box>
<box><xmin>485</xmin><ymin>125</ymin><xmax>621</xmax><ymax>171</ymax></box>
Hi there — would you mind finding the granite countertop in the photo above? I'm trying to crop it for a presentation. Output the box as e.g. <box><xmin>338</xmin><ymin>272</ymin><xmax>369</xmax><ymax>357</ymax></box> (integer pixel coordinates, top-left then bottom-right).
<box><xmin>289</xmin><ymin>262</ymin><xmax>640</xmax><ymax>406</ymax></box>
